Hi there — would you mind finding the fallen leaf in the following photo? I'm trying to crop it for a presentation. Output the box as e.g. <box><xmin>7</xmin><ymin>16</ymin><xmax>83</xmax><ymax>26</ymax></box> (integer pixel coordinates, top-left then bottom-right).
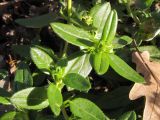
<box><xmin>129</xmin><ymin>51</ymin><xmax>160</xmax><ymax>120</ymax></box>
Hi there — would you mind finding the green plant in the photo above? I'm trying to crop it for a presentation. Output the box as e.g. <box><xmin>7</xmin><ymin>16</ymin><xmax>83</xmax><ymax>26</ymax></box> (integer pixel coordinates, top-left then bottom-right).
<box><xmin>2</xmin><ymin>0</ymin><xmax>160</xmax><ymax>119</ymax></box>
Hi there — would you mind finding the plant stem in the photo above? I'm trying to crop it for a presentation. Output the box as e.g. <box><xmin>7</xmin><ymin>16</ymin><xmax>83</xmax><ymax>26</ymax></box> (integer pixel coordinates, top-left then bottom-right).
<box><xmin>61</xmin><ymin>105</ymin><xmax>69</xmax><ymax>120</ymax></box>
<box><xmin>62</xmin><ymin>0</ymin><xmax>72</xmax><ymax>57</ymax></box>
<box><xmin>67</xmin><ymin>0</ymin><xmax>72</xmax><ymax>18</ymax></box>
<box><xmin>62</xmin><ymin>42</ymin><xmax>69</xmax><ymax>57</ymax></box>
<box><xmin>126</xmin><ymin>0</ymin><xmax>140</xmax><ymax>25</ymax></box>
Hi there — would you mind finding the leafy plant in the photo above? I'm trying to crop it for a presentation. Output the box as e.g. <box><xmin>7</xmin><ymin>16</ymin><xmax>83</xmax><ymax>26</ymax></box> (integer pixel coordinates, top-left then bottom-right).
<box><xmin>1</xmin><ymin>0</ymin><xmax>159</xmax><ymax>119</ymax></box>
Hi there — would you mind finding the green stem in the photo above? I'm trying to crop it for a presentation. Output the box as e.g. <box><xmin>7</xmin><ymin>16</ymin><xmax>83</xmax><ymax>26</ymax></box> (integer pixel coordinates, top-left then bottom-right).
<box><xmin>62</xmin><ymin>0</ymin><xmax>72</xmax><ymax>57</ymax></box>
<box><xmin>62</xmin><ymin>42</ymin><xmax>69</xmax><ymax>57</ymax></box>
<box><xmin>61</xmin><ymin>105</ymin><xmax>69</xmax><ymax>120</ymax></box>
<box><xmin>126</xmin><ymin>0</ymin><xmax>140</xmax><ymax>25</ymax></box>
<box><xmin>67</xmin><ymin>0</ymin><xmax>72</xmax><ymax>18</ymax></box>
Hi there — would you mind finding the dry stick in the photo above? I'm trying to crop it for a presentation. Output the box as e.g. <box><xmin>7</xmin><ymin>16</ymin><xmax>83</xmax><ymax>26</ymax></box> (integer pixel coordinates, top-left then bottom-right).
<box><xmin>133</xmin><ymin>39</ymin><xmax>159</xmax><ymax>120</ymax></box>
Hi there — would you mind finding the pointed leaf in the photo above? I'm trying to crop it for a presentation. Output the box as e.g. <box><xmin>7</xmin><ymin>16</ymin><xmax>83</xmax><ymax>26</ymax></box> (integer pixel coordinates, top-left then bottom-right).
<box><xmin>14</xmin><ymin>62</ymin><xmax>33</xmax><ymax>91</ymax></box>
<box><xmin>10</xmin><ymin>87</ymin><xmax>49</xmax><ymax>110</ymax></box>
<box><xmin>92</xmin><ymin>2</ymin><xmax>111</xmax><ymax>39</ymax></box>
<box><xmin>34</xmin><ymin>45</ymin><xmax>55</xmax><ymax>59</ymax></box>
<box><xmin>50</xmin><ymin>23</ymin><xmax>95</xmax><ymax>47</ymax></box>
<box><xmin>0</xmin><ymin>96</ymin><xmax>10</xmax><ymax>105</ymax></box>
<box><xmin>65</xmin><ymin>53</ymin><xmax>92</xmax><ymax>77</ymax></box>
<box><xmin>118</xmin><ymin>111</ymin><xmax>136</xmax><ymax>120</ymax></box>
<box><xmin>135</xmin><ymin>0</ymin><xmax>154</xmax><ymax>9</ymax></box>
<box><xmin>101</xmin><ymin>10</ymin><xmax>118</xmax><ymax>44</ymax></box>
<box><xmin>138</xmin><ymin>45</ymin><xmax>160</xmax><ymax>62</ymax></box>
<box><xmin>70</xmin><ymin>98</ymin><xmax>106</xmax><ymax>120</ymax></box>
<box><xmin>63</xmin><ymin>73</ymin><xmax>91</xmax><ymax>92</ymax></box>
<box><xmin>15</xmin><ymin>13</ymin><xmax>57</xmax><ymax>28</ymax></box>
<box><xmin>0</xmin><ymin>111</ymin><xmax>16</xmax><ymax>120</ymax></box>
<box><xmin>92</xmin><ymin>52</ymin><xmax>109</xmax><ymax>75</ymax></box>
<box><xmin>108</xmin><ymin>54</ymin><xmax>145</xmax><ymax>83</ymax></box>
<box><xmin>31</xmin><ymin>47</ymin><xmax>54</xmax><ymax>74</ymax></box>
<box><xmin>47</xmin><ymin>83</ymin><xmax>63</xmax><ymax>116</ymax></box>
<box><xmin>113</xmin><ymin>36</ymin><xmax>132</xmax><ymax>49</ymax></box>
<box><xmin>0</xmin><ymin>111</ymin><xmax>29</xmax><ymax>120</ymax></box>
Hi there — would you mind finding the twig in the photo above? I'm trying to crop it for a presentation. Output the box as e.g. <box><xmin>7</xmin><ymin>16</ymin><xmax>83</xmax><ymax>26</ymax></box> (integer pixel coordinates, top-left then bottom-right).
<box><xmin>61</xmin><ymin>105</ymin><xmax>69</xmax><ymax>120</ymax></box>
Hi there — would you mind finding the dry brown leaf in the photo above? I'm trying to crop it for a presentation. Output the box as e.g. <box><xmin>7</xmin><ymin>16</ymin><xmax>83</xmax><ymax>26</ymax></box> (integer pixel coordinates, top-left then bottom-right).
<box><xmin>129</xmin><ymin>51</ymin><xmax>160</xmax><ymax>120</ymax></box>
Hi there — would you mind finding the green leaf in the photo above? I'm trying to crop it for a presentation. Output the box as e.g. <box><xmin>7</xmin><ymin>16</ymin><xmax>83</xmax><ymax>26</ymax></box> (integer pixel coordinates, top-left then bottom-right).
<box><xmin>50</xmin><ymin>23</ymin><xmax>95</xmax><ymax>47</ymax></box>
<box><xmin>12</xmin><ymin>45</ymin><xmax>31</xmax><ymax>60</ymax></box>
<box><xmin>92</xmin><ymin>2</ymin><xmax>111</xmax><ymax>39</ymax></box>
<box><xmin>0</xmin><ymin>111</ymin><xmax>16</xmax><ymax>120</ymax></box>
<box><xmin>118</xmin><ymin>111</ymin><xmax>136</xmax><ymax>120</ymax></box>
<box><xmin>15</xmin><ymin>13</ymin><xmax>57</xmax><ymax>28</ymax></box>
<box><xmin>0</xmin><ymin>111</ymin><xmax>29</xmax><ymax>120</ymax></box>
<box><xmin>32</xmin><ymin>71</ymin><xmax>46</xmax><ymax>86</ymax></box>
<box><xmin>113</xmin><ymin>36</ymin><xmax>132</xmax><ymax>49</ymax></box>
<box><xmin>135</xmin><ymin>0</ymin><xmax>154</xmax><ymax>9</ymax></box>
<box><xmin>0</xmin><ymin>88</ymin><xmax>11</xmax><ymax>97</ymax></box>
<box><xmin>31</xmin><ymin>47</ymin><xmax>54</xmax><ymax>74</ymax></box>
<box><xmin>101</xmin><ymin>10</ymin><xmax>118</xmax><ymax>44</ymax></box>
<box><xmin>70</xmin><ymin>98</ymin><xmax>106</xmax><ymax>120</ymax></box>
<box><xmin>34</xmin><ymin>45</ymin><xmax>55</xmax><ymax>59</ymax></box>
<box><xmin>92</xmin><ymin>52</ymin><xmax>109</xmax><ymax>75</ymax></box>
<box><xmin>145</xmin><ymin>28</ymin><xmax>160</xmax><ymax>41</ymax></box>
<box><xmin>0</xmin><ymin>96</ymin><xmax>10</xmax><ymax>105</ymax></box>
<box><xmin>90</xmin><ymin>4</ymin><xmax>101</xmax><ymax>17</ymax></box>
<box><xmin>108</xmin><ymin>54</ymin><xmax>145</xmax><ymax>83</ymax></box>
<box><xmin>47</xmin><ymin>83</ymin><xmax>63</xmax><ymax>116</ymax></box>
<box><xmin>97</xmin><ymin>86</ymin><xmax>131</xmax><ymax>109</ymax></box>
<box><xmin>10</xmin><ymin>87</ymin><xmax>49</xmax><ymax>110</ymax></box>
<box><xmin>118</xmin><ymin>0</ymin><xmax>127</xmax><ymax>4</ymax></box>
<box><xmin>63</xmin><ymin>73</ymin><xmax>91</xmax><ymax>92</ymax></box>
<box><xmin>76</xmin><ymin>86</ymin><xmax>131</xmax><ymax>110</ymax></box>
<box><xmin>14</xmin><ymin>62</ymin><xmax>33</xmax><ymax>91</ymax></box>
<box><xmin>138</xmin><ymin>46</ymin><xmax>160</xmax><ymax>62</ymax></box>
<box><xmin>65</xmin><ymin>53</ymin><xmax>92</xmax><ymax>77</ymax></box>
<box><xmin>0</xmin><ymin>69</ymin><xmax>8</xmax><ymax>79</ymax></box>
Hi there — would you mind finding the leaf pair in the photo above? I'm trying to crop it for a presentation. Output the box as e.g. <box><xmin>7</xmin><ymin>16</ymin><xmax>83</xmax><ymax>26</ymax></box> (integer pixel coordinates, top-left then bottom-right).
<box><xmin>31</xmin><ymin>47</ymin><xmax>91</xmax><ymax>92</ymax></box>
<box><xmin>50</xmin><ymin>2</ymin><xmax>144</xmax><ymax>83</ymax></box>
<box><xmin>47</xmin><ymin>89</ymin><xmax>108</xmax><ymax>119</ymax></box>
<box><xmin>92</xmin><ymin>52</ymin><xmax>144</xmax><ymax>83</ymax></box>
